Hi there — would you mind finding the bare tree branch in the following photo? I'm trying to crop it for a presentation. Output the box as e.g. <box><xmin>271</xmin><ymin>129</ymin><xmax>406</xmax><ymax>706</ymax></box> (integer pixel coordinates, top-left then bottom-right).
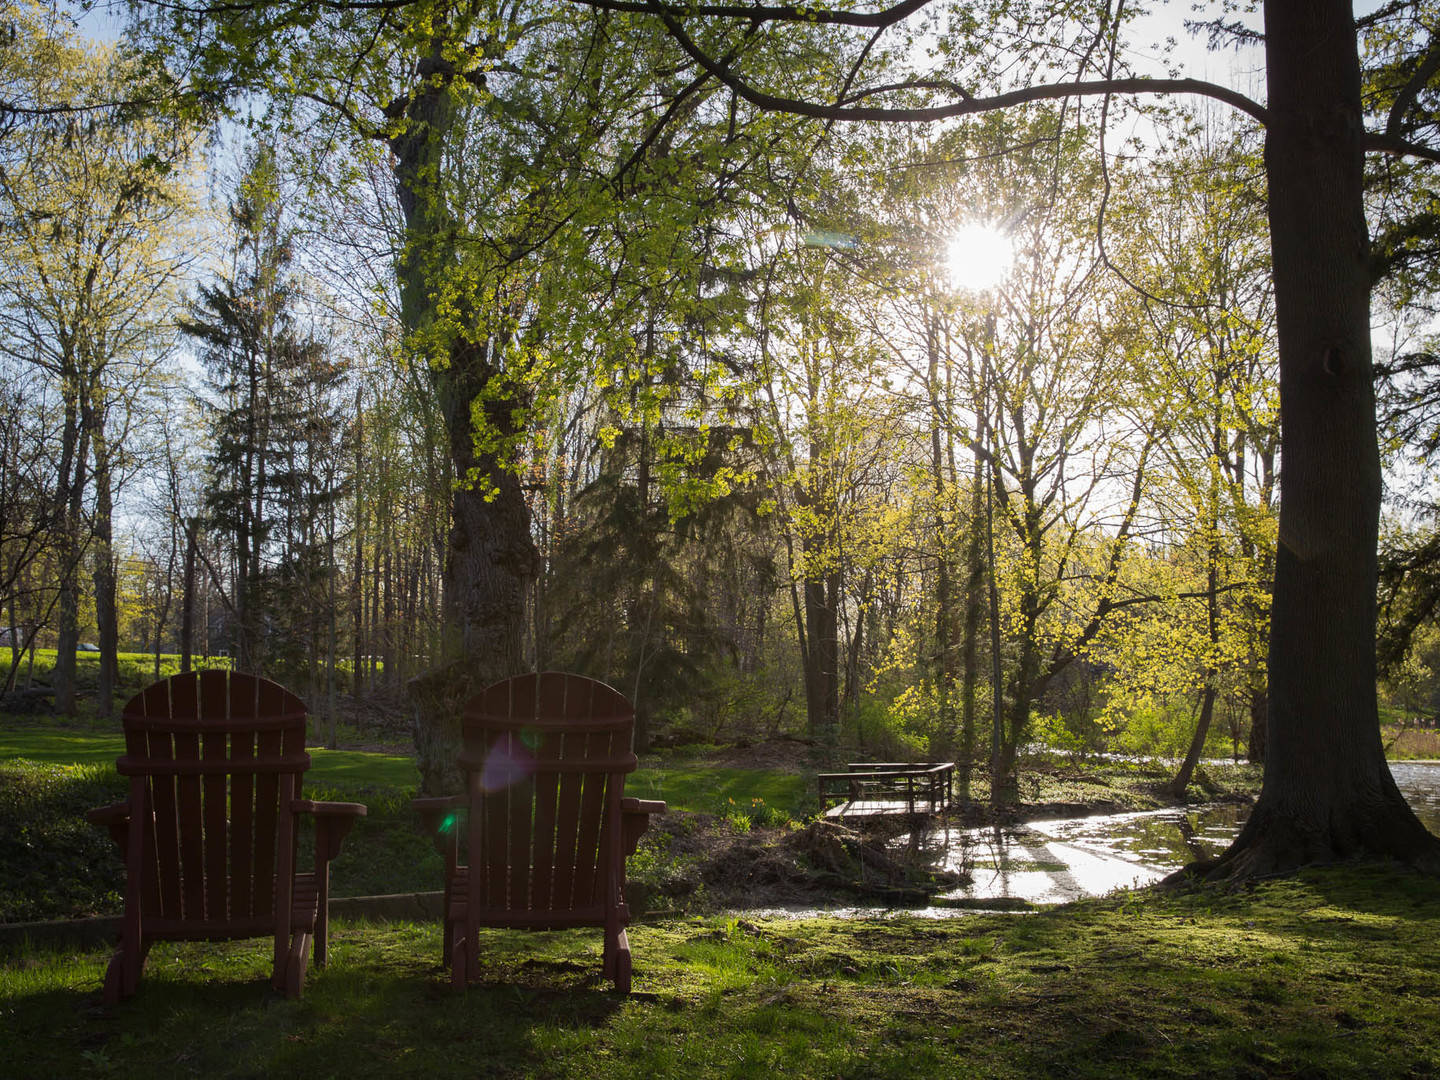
<box><xmin>654</xmin><ymin>11</ymin><xmax>1271</xmax><ymax>127</ymax></box>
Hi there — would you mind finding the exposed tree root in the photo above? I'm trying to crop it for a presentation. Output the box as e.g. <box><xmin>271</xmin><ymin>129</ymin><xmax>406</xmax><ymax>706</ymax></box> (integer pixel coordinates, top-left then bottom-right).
<box><xmin>1164</xmin><ymin>787</ymin><xmax>1440</xmax><ymax>886</ymax></box>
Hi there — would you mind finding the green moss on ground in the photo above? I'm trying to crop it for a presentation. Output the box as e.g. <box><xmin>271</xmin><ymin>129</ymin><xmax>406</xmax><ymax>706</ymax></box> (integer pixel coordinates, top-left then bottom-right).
<box><xmin>2</xmin><ymin>865</ymin><xmax>1437</xmax><ymax>1078</ymax></box>
<box><xmin>0</xmin><ymin>729</ymin><xmax>1272</xmax><ymax>922</ymax></box>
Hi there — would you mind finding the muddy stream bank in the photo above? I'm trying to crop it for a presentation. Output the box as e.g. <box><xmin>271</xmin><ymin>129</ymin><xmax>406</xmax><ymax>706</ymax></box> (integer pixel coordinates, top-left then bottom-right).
<box><xmin>679</xmin><ymin>760</ymin><xmax>1440</xmax><ymax>917</ymax></box>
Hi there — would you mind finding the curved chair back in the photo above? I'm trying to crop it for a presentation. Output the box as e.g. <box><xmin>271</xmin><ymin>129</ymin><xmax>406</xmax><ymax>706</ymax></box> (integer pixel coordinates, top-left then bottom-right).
<box><xmin>460</xmin><ymin>672</ymin><xmax>635</xmax><ymax>922</ymax></box>
<box><xmin>118</xmin><ymin>670</ymin><xmax>310</xmax><ymax>934</ymax></box>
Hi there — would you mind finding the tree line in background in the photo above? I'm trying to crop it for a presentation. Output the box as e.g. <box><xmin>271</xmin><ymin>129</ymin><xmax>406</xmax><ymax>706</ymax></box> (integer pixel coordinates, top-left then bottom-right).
<box><xmin>2</xmin><ymin>0</ymin><xmax>1440</xmax><ymax>813</ymax></box>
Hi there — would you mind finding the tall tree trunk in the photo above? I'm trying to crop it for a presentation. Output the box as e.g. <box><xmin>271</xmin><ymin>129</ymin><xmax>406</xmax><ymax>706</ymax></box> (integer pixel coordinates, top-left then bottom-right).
<box><xmin>958</xmin><ymin>408</ymin><xmax>986</xmax><ymax>802</ymax></box>
<box><xmin>91</xmin><ymin>427</ymin><xmax>118</xmax><ymax>722</ymax></box>
<box><xmin>928</xmin><ymin>314</ymin><xmax>961</xmax><ymax>760</ymax></box>
<box><xmin>351</xmin><ymin>389</ymin><xmax>364</xmax><ymax>699</ymax></box>
<box><xmin>1200</xmin><ymin>0</ymin><xmax>1440</xmax><ymax>877</ymax></box>
<box><xmin>801</xmin><ymin>556</ymin><xmax>840</xmax><ymax>740</ymax></box>
<box><xmin>994</xmin><ymin>499</ymin><xmax>1044</xmax><ymax>807</ymax></box>
<box><xmin>1246</xmin><ymin>681</ymin><xmax>1268</xmax><ymax>763</ymax></box>
<box><xmin>1167</xmin><ymin>686</ymin><xmax>1218</xmax><ymax>798</ymax></box>
<box><xmin>180</xmin><ymin>519</ymin><xmax>196</xmax><ymax>674</ymax></box>
<box><xmin>1166</xmin><ymin>435</ymin><xmax>1224</xmax><ymax>797</ymax></box>
<box><xmin>52</xmin><ymin>416</ymin><xmax>88</xmax><ymax>717</ymax></box>
<box><xmin>393</xmin><ymin>56</ymin><xmax>537</xmax><ymax>795</ymax></box>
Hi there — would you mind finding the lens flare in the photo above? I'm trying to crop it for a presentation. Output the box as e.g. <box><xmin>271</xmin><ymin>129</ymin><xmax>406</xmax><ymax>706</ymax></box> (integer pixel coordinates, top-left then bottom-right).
<box><xmin>479</xmin><ymin>740</ymin><xmax>535</xmax><ymax>793</ymax></box>
<box><xmin>946</xmin><ymin>223</ymin><xmax>1014</xmax><ymax>293</ymax></box>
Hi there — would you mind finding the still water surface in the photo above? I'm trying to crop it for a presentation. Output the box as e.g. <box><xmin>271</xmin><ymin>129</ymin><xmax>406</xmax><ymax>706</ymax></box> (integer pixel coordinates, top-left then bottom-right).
<box><xmin>945</xmin><ymin>759</ymin><xmax>1440</xmax><ymax>906</ymax></box>
<box><xmin>755</xmin><ymin>760</ymin><xmax>1440</xmax><ymax>917</ymax></box>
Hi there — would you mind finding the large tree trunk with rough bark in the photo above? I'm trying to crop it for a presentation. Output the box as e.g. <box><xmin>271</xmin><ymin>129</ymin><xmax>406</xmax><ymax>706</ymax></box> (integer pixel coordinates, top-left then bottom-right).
<box><xmin>409</xmin><ymin>351</ymin><xmax>536</xmax><ymax>795</ymax></box>
<box><xmin>802</xmin><ymin>562</ymin><xmax>840</xmax><ymax>740</ymax></box>
<box><xmin>1194</xmin><ymin>0</ymin><xmax>1440</xmax><ymax>879</ymax></box>
<box><xmin>90</xmin><ymin>406</ymin><xmax>119</xmax><ymax>722</ymax></box>
<box><xmin>392</xmin><ymin>54</ymin><xmax>538</xmax><ymax>795</ymax></box>
<box><xmin>51</xmin><ymin>407</ymin><xmax>87</xmax><ymax>718</ymax></box>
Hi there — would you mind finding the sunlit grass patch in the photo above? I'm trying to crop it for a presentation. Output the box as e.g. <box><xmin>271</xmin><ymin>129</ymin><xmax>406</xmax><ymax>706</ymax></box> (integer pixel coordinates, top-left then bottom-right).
<box><xmin>2</xmin><ymin>866</ymin><xmax>1439</xmax><ymax>1078</ymax></box>
<box><xmin>629</xmin><ymin>764</ymin><xmax>812</xmax><ymax>816</ymax></box>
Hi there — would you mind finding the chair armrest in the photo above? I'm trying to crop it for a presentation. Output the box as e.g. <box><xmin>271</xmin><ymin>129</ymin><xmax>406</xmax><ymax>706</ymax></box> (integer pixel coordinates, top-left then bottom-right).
<box><xmin>293</xmin><ymin>800</ymin><xmax>367</xmax><ymax>863</ymax></box>
<box><xmin>293</xmin><ymin>799</ymin><xmax>368</xmax><ymax>818</ymax></box>
<box><xmin>412</xmin><ymin>793</ymin><xmax>464</xmax><ymax>820</ymax></box>
<box><xmin>87</xmin><ymin>800</ymin><xmax>131</xmax><ymax>847</ymax></box>
<box><xmin>412</xmin><ymin>794</ymin><xmax>466</xmax><ymax>862</ymax></box>
<box><xmin>412</xmin><ymin>793</ymin><xmax>467</xmax><ymax>813</ymax></box>
<box><xmin>620</xmin><ymin>797</ymin><xmax>666</xmax><ymax>856</ymax></box>
<box><xmin>87</xmin><ymin>801</ymin><xmax>130</xmax><ymax>826</ymax></box>
<box><xmin>412</xmin><ymin>794</ymin><xmax>466</xmax><ymax>831</ymax></box>
<box><xmin>87</xmin><ymin>801</ymin><xmax>131</xmax><ymax>851</ymax></box>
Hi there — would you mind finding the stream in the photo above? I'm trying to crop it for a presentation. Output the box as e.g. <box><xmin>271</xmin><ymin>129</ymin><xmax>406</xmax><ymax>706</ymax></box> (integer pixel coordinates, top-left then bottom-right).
<box><xmin>758</xmin><ymin>760</ymin><xmax>1440</xmax><ymax>917</ymax></box>
<box><xmin>943</xmin><ymin>759</ymin><xmax>1440</xmax><ymax>906</ymax></box>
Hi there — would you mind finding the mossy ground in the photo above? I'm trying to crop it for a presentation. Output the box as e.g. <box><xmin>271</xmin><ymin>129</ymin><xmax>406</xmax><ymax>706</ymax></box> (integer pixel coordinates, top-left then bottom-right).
<box><xmin>0</xmin><ymin>728</ymin><xmax>1266</xmax><ymax>921</ymax></box>
<box><xmin>3</xmin><ymin>866</ymin><xmax>1437</xmax><ymax>1079</ymax></box>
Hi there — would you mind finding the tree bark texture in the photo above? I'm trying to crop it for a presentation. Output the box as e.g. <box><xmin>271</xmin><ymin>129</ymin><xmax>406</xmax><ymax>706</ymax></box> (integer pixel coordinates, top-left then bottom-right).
<box><xmin>180</xmin><ymin>520</ymin><xmax>196</xmax><ymax>674</ymax></box>
<box><xmin>802</xmin><ymin>561</ymin><xmax>840</xmax><ymax>740</ymax></box>
<box><xmin>393</xmin><ymin>57</ymin><xmax>538</xmax><ymax>794</ymax></box>
<box><xmin>51</xmin><ymin>405</ymin><xmax>87</xmax><ymax>717</ymax></box>
<box><xmin>1200</xmin><ymin>0</ymin><xmax>1440</xmax><ymax>877</ymax></box>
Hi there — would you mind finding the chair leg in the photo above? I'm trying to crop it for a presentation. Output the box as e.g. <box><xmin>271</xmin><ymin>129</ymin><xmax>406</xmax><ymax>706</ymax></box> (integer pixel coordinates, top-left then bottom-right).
<box><xmin>283</xmin><ymin>930</ymin><xmax>312</xmax><ymax>999</ymax></box>
<box><xmin>450</xmin><ymin>925</ymin><xmax>468</xmax><ymax>989</ymax></box>
<box><xmin>608</xmin><ymin>928</ymin><xmax>632</xmax><ymax>994</ymax></box>
<box><xmin>102</xmin><ymin>950</ymin><xmax>126</xmax><ymax>1005</ymax></box>
<box><xmin>123</xmin><ymin>938</ymin><xmax>150</xmax><ymax>998</ymax></box>
<box><xmin>103</xmin><ymin>934</ymin><xmax>150</xmax><ymax>1004</ymax></box>
<box><xmin>314</xmin><ymin>901</ymin><xmax>329</xmax><ymax>969</ymax></box>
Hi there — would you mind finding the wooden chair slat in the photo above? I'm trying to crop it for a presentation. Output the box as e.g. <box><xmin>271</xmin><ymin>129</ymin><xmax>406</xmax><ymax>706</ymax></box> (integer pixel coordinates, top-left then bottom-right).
<box><xmin>252</xmin><ymin>676</ymin><xmax>296</xmax><ymax>727</ymax></box>
<box><xmin>549</xmin><ymin>743</ymin><xmax>584</xmax><ymax>910</ymax></box>
<box><xmin>230</xmin><ymin>726</ymin><xmax>255</xmax><ymax>918</ymax></box>
<box><xmin>252</xmin><ymin>724</ymin><xmax>281</xmax><ymax>920</ymax></box>
<box><xmin>117</xmin><ymin>755</ymin><xmax>309</xmax><ymax>776</ymax></box>
<box><xmin>202</xmin><ymin>729</ymin><xmax>229</xmax><ymax>922</ymax></box>
<box><xmin>571</xmin><ymin>730</ymin><xmax>611</xmax><ymax>906</ymax></box>
<box><xmin>149</xmin><ymin>679</ymin><xmax>184</xmax><ymax>722</ymax></box>
<box><xmin>147</xmin><ymin>727</ymin><xmax>182</xmax><ymax>920</ymax></box>
<box><xmin>465</xmin><ymin>716</ymin><xmax>632</xmax><ymax>735</ymax></box>
<box><xmin>535</xmin><ymin>671</ymin><xmax>573</xmax><ymax>720</ymax></box>
<box><xmin>137</xmin><ymin>775</ymin><xmax>162</xmax><ymax>918</ymax></box>
<box><xmin>198</xmin><ymin>668</ymin><xmax>227</xmax><ymax>721</ymax></box>
<box><xmin>174</xmin><ymin>726</ymin><xmax>206</xmax><ymax>921</ymax></box>
<box><xmin>529</xmin><ymin>730</ymin><xmax>562</xmax><ymax>910</ymax></box>
<box><xmin>124</xmin><ymin>713</ymin><xmax>307</xmax><ymax>733</ymax></box>
<box><xmin>482</xmin><ymin>753</ymin><xmax>511</xmax><ymax>910</ymax></box>
<box><xmin>122</xmin><ymin>703</ymin><xmax>163</xmax><ymax>916</ymax></box>
<box><xmin>505</xmin><ymin>741</ymin><xmax>535</xmax><ymax>911</ymax></box>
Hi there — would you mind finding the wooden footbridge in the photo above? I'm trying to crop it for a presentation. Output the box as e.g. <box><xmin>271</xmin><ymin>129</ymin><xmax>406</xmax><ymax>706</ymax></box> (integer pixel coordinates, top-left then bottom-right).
<box><xmin>817</xmin><ymin>762</ymin><xmax>955</xmax><ymax>819</ymax></box>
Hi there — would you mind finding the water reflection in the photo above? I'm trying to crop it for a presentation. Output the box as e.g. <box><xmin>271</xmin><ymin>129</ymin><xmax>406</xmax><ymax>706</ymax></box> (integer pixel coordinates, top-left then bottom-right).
<box><xmin>1389</xmin><ymin>761</ymin><xmax>1440</xmax><ymax>833</ymax></box>
<box><xmin>944</xmin><ymin>759</ymin><xmax>1440</xmax><ymax>906</ymax></box>
<box><xmin>944</xmin><ymin>804</ymin><xmax>1248</xmax><ymax>905</ymax></box>
<box><xmin>747</xmin><ymin>760</ymin><xmax>1440</xmax><ymax>917</ymax></box>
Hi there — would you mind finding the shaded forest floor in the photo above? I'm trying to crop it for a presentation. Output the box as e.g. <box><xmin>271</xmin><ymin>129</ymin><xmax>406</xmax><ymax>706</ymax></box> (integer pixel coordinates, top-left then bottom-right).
<box><xmin>627</xmin><ymin>751</ymin><xmax>1262</xmax><ymax>912</ymax></box>
<box><xmin>1</xmin><ymin>716</ymin><xmax>1264</xmax><ymax>922</ymax></box>
<box><xmin>3</xmin><ymin>865</ymin><xmax>1438</xmax><ymax>1079</ymax></box>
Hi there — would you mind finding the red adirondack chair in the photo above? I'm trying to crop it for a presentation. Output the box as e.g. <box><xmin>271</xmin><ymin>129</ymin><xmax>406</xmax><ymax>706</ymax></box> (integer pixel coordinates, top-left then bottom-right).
<box><xmin>87</xmin><ymin>670</ymin><xmax>366</xmax><ymax>1002</ymax></box>
<box><xmin>413</xmin><ymin>672</ymin><xmax>665</xmax><ymax>993</ymax></box>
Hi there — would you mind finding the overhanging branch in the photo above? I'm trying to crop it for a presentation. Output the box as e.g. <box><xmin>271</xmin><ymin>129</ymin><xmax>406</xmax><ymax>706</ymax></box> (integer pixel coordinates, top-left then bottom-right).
<box><xmin>656</xmin><ymin>12</ymin><xmax>1270</xmax><ymax>126</ymax></box>
<box><xmin>570</xmin><ymin>0</ymin><xmax>934</xmax><ymax>30</ymax></box>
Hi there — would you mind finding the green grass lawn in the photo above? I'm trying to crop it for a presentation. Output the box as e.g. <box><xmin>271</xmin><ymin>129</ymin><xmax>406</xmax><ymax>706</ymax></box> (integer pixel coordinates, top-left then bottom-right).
<box><xmin>0</xmin><ymin>729</ymin><xmax>807</xmax><ymax>814</ymax></box>
<box><xmin>0</xmin><ymin>729</ymin><xmax>423</xmax><ymax>789</ymax></box>
<box><xmin>1</xmin><ymin>865</ymin><xmax>1437</xmax><ymax>1079</ymax></box>
<box><xmin>0</xmin><ymin>726</ymin><xmax>816</xmax><ymax>921</ymax></box>
<box><xmin>629</xmin><ymin>762</ymin><xmax>811</xmax><ymax>816</ymax></box>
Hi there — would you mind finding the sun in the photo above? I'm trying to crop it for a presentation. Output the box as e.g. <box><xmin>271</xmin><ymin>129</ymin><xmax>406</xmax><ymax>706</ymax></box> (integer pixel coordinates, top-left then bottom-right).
<box><xmin>945</xmin><ymin>223</ymin><xmax>1015</xmax><ymax>293</ymax></box>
